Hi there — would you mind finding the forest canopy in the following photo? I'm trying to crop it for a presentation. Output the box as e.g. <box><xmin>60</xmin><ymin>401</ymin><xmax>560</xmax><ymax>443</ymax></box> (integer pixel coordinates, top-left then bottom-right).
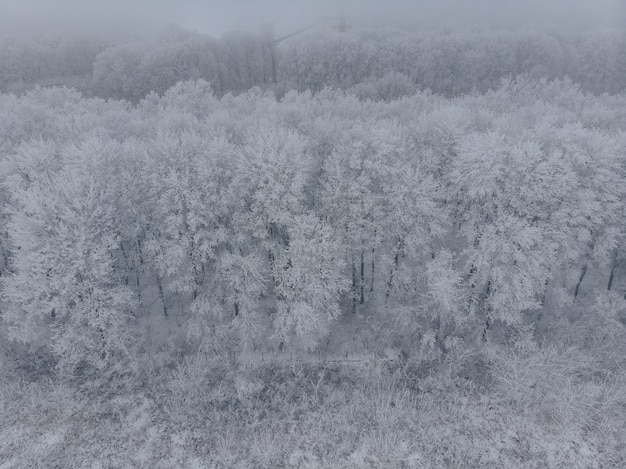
<box><xmin>1</xmin><ymin>74</ymin><xmax>624</xmax><ymax>368</ymax></box>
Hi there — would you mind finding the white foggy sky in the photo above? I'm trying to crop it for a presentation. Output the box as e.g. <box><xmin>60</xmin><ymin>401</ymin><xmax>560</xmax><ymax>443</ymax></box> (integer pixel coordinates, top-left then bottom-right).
<box><xmin>1</xmin><ymin>0</ymin><xmax>625</xmax><ymax>37</ymax></box>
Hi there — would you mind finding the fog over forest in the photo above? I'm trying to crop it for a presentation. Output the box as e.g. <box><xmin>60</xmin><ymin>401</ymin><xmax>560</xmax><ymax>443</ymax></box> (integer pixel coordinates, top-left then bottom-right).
<box><xmin>2</xmin><ymin>0</ymin><xmax>625</xmax><ymax>35</ymax></box>
<box><xmin>1</xmin><ymin>0</ymin><xmax>626</xmax><ymax>467</ymax></box>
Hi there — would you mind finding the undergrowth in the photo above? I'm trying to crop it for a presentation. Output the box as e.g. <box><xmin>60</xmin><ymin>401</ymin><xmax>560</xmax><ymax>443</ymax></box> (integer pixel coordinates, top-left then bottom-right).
<box><xmin>1</xmin><ymin>336</ymin><xmax>624</xmax><ymax>468</ymax></box>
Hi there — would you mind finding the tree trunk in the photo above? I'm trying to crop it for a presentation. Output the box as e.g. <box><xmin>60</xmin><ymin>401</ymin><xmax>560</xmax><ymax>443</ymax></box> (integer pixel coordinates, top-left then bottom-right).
<box><xmin>435</xmin><ymin>314</ymin><xmax>448</xmax><ymax>355</ymax></box>
<box><xmin>360</xmin><ymin>241</ymin><xmax>365</xmax><ymax>305</ymax></box>
<box><xmin>136</xmin><ymin>271</ymin><xmax>142</xmax><ymax>305</ymax></box>
<box><xmin>133</xmin><ymin>237</ymin><xmax>144</xmax><ymax>304</ymax></box>
<box><xmin>270</xmin><ymin>42</ymin><xmax>277</xmax><ymax>84</ymax></box>
<box><xmin>481</xmin><ymin>315</ymin><xmax>491</xmax><ymax>343</ymax></box>
<box><xmin>481</xmin><ymin>281</ymin><xmax>491</xmax><ymax>343</ymax></box>
<box><xmin>136</xmin><ymin>237</ymin><xmax>144</xmax><ymax>266</ymax></box>
<box><xmin>540</xmin><ymin>278</ymin><xmax>549</xmax><ymax>307</ymax></box>
<box><xmin>269</xmin><ymin>250</ymin><xmax>276</xmax><ymax>285</ymax></box>
<box><xmin>467</xmin><ymin>264</ymin><xmax>476</xmax><ymax>315</ymax></box>
<box><xmin>607</xmin><ymin>254</ymin><xmax>618</xmax><ymax>291</ymax></box>
<box><xmin>0</xmin><ymin>247</ymin><xmax>8</xmax><ymax>275</ymax></box>
<box><xmin>385</xmin><ymin>250</ymin><xmax>400</xmax><ymax>301</ymax></box>
<box><xmin>156</xmin><ymin>275</ymin><xmax>168</xmax><ymax>317</ymax></box>
<box><xmin>534</xmin><ymin>278</ymin><xmax>550</xmax><ymax>329</ymax></box>
<box><xmin>97</xmin><ymin>325</ymin><xmax>107</xmax><ymax>360</ymax></box>
<box><xmin>118</xmin><ymin>240</ymin><xmax>130</xmax><ymax>286</ymax></box>
<box><xmin>351</xmin><ymin>258</ymin><xmax>357</xmax><ymax>314</ymax></box>
<box><xmin>370</xmin><ymin>245</ymin><xmax>375</xmax><ymax>294</ymax></box>
<box><xmin>574</xmin><ymin>264</ymin><xmax>587</xmax><ymax>299</ymax></box>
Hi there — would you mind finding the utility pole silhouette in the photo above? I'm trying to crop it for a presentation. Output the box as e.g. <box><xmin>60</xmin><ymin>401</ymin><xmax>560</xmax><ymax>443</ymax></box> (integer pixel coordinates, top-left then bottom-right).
<box><xmin>338</xmin><ymin>2</ymin><xmax>347</xmax><ymax>33</ymax></box>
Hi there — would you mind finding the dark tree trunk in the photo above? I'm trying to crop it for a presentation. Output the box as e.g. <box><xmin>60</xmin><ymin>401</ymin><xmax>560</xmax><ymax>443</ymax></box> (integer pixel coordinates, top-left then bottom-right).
<box><xmin>351</xmin><ymin>258</ymin><xmax>357</xmax><ymax>314</ymax></box>
<box><xmin>269</xmin><ymin>250</ymin><xmax>276</xmax><ymax>285</ymax></box>
<box><xmin>136</xmin><ymin>237</ymin><xmax>144</xmax><ymax>266</ymax></box>
<box><xmin>435</xmin><ymin>315</ymin><xmax>448</xmax><ymax>354</ymax></box>
<box><xmin>360</xmin><ymin>242</ymin><xmax>365</xmax><ymax>305</ymax></box>
<box><xmin>1</xmin><ymin>249</ymin><xmax>7</xmax><ymax>275</ymax></box>
<box><xmin>540</xmin><ymin>279</ymin><xmax>549</xmax><ymax>306</ymax></box>
<box><xmin>136</xmin><ymin>272</ymin><xmax>142</xmax><ymax>305</ymax></box>
<box><xmin>535</xmin><ymin>279</ymin><xmax>550</xmax><ymax>328</ymax></box>
<box><xmin>574</xmin><ymin>264</ymin><xmax>587</xmax><ymax>299</ymax></box>
<box><xmin>481</xmin><ymin>281</ymin><xmax>491</xmax><ymax>343</ymax></box>
<box><xmin>370</xmin><ymin>245</ymin><xmax>375</xmax><ymax>294</ymax></box>
<box><xmin>156</xmin><ymin>275</ymin><xmax>168</xmax><ymax>317</ymax></box>
<box><xmin>270</xmin><ymin>42</ymin><xmax>277</xmax><ymax>84</ymax></box>
<box><xmin>385</xmin><ymin>250</ymin><xmax>400</xmax><ymax>301</ymax></box>
<box><xmin>118</xmin><ymin>241</ymin><xmax>130</xmax><ymax>286</ymax></box>
<box><xmin>607</xmin><ymin>254</ymin><xmax>618</xmax><ymax>291</ymax></box>
<box><xmin>135</xmin><ymin>237</ymin><xmax>145</xmax><ymax>303</ymax></box>
<box><xmin>97</xmin><ymin>325</ymin><xmax>107</xmax><ymax>360</ymax></box>
<box><xmin>467</xmin><ymin>264</ymin><xmax>476</xmax><ymax>315</ymax></box>
<box><xmin>481</xmin><ymin>315</ymin><xmax>491</xmax><ymax>343</ymax></box>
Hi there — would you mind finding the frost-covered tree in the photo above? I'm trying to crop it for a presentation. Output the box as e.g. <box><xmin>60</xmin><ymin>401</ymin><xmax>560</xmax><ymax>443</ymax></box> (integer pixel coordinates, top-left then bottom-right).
<box><xmin>2</xmin><ymin>168</ymin><xmax>134</xmax><ymax>370</ymax></box>
<box><xmin>273</xmin><ymin>214</ymin><xmax>348</xmax><ymax>349</ymax></box>
<box><xmin>233</xmin><ymin>122</ymin><xmax>313</xmax><ymax>280</ymax></box>
<box><xmin>216</xmin><ymin>250</ymin><xmax>267</xmax><ymax>340</ymax></box>
<box><xmin>143</xmin><ymin>130</ymin><xmax>234</xmax><ymax>311</ymax></box>
<box><xmin>452</xmin><ymin>132</ymin><xmax>562</xmax><ymax>337</ymax></box>
<box><xmin>450</xmin><ymin>81</ymin><xmax>624</xmax><ymax>339</ymax></box>
<box><xmin>91</xmin><ymin>42</ymin><xmax>147</xmax><ymax>102</ymax></box>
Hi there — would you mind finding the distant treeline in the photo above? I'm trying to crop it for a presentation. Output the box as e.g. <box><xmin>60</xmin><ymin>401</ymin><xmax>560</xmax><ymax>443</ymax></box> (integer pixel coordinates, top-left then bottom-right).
<box><xmin>1</xmin><ymin>25</ymin><xmax>626</xmax><ymax>100</ymax></box>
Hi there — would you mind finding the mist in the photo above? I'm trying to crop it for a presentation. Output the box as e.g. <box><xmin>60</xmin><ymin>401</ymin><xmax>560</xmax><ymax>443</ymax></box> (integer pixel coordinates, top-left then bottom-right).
<box><xmin>1</xmin><ymin>0</ymin><xmax>625</xmax><ymax>37</ymax></box>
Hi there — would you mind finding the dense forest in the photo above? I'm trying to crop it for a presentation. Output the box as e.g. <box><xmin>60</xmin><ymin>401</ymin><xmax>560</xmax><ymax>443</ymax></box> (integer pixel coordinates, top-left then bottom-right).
<box><xmin>1</xmin><ymin>24</ymin><xmax>625</xmax><ymax>467</ymax></box>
